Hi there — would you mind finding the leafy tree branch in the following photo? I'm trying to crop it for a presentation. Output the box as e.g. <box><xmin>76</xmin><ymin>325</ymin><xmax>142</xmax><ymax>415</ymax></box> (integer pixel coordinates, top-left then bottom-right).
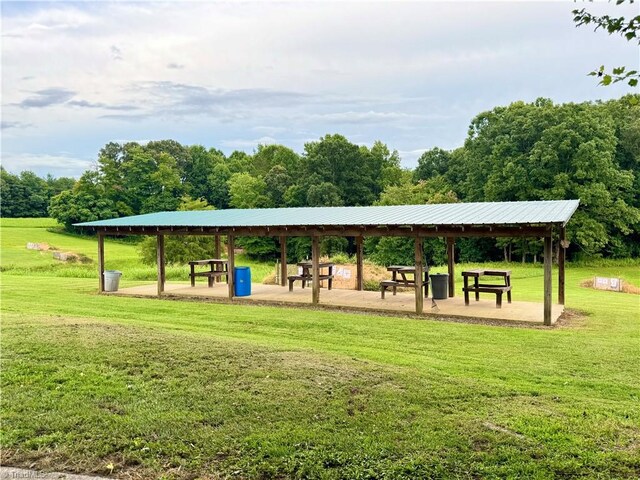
<box><xmin>573</xmin><ymin>0</ymin><xmax>640</xmax><ymax>86</ymax></box>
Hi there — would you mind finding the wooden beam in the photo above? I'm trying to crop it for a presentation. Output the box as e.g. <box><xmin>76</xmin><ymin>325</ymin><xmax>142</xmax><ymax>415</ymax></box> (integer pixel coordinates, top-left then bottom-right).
<box><xmin>280</xmin><ymin>235</ymin><xmax>287</xmax><ymax>287</ymax></box>
<box><xmin>558</xmin><ymin>226</ymin><xmax>566</xmax><ymax>305</ymax></box>
<box><xmin>214</xmin><ymin>235</ymin><xmax>221</xmax><ymax>258</ymax></box>
<box><xmin>227</xmin><ymin>234</ymin><xmax>235</xmax><ymax>300</ymax></box>
<box><xmin>544</xmin><ymin>235</ymin><xmax>553</xmax><ymax>325</ymax></box>
<box><xmin>156</xmin><ymin>234</ymin><xmax>165</xmax><ymax>297</ymax></box>
<box><xmin>356</xmin><ymin>235</ymin><xmax>364</xmax><ymax>291</ymax></box>
<box><xmin>312</xmin><ymin>235</ymin><xmax>320</xmax><ymax>304</ymax></box>
<box><xmin>95</xmin><ymin>225</ymin><xmax>553</xmax><ymax>239</ymax></box>
<box><xmin>446</xmin><ymin>237</ymin><xmax>455</xmax><ymax>297</ymax></box>
<box><xmin>97</xmin><ymin>232</ymin><xmax>105</xmax><ymax>293</ymax></box>
<box><xmin>415</xmin><ymin>236</ymin><xmax>424</xmax><ymax>314</ymax></box>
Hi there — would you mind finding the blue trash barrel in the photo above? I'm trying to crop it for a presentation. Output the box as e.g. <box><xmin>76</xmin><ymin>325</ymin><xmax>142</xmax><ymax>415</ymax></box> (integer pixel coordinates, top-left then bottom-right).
<box><xmin>234</xmin><ymin>266</ymin><xmax>251</xmax><ymax>296</ymax></box>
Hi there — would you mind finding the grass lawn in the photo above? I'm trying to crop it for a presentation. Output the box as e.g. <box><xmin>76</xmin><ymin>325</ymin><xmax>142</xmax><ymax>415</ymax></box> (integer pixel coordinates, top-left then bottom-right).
<box><xmin>0</xmin><ymin>217</ymin><xmax>274</xmax><ymax>282</ymax></box>
<box><xmin>1</xmin><ymin>219</ymin><xmax>639</xmax><ymax>479</ymax></box>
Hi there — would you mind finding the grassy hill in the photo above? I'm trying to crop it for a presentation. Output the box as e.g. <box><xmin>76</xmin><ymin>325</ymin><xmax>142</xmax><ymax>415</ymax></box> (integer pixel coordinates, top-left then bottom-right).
<box><xmin>1</xmin><ymin>219</ymin><xmax>639</xmax><ymax>478</ymax></box>
<box><xmin>0</xmin><ymin>218</ymin><xmax>274</xmax><ymax>282</ymax></box>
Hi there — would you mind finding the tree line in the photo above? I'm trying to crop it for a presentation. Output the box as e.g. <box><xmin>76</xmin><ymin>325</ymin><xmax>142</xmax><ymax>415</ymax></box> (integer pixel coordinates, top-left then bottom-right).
<box><xmin>1</xmin><ymin>170</ymin><xmax>75</xmax><ymax>218</ymax></box>
<box><xmin>4</xmin><ymin>95</ymin><xmax>639</xmax><ymax>264</ymax></box>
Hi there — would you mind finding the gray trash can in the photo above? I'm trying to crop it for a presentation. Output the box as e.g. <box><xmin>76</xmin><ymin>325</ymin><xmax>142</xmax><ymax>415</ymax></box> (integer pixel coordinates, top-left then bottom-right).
<box><xmin>430</xmin><ymin>273</ymin><xmax>449</xmax><ymax>300</ymax></box>
<box><xmin>104</xmin><ymin>270</ymin><xmax>122</xmax><ymax>292</ymax></box>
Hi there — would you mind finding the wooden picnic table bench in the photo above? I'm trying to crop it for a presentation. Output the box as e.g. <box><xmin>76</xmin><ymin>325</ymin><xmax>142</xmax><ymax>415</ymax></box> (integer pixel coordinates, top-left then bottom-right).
<box><xmin>288</xmin><ymin>262</ymin><xmax>334</xmax><ymax>291</ymax></box>
<box><xmin>462</xmin><ymin>269</ymin><xmax>512</xmax><ymax>308</ymax></box>
<box><xmin>189</xmin><ymin>259</ymin><xmax>228</xmax><ymax>287</ymax></box>
<box><xmin>380</xmin><ymin>265</ymin><xmax>429</xmax><ymax>299</ymax></box>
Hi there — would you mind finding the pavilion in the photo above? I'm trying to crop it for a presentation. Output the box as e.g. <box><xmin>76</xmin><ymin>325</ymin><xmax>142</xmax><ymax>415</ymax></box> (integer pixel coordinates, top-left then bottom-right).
<box><xmin>76</xmin><ymin>199</ymin><xmax>579</xmax><ymax>326</ymax></box>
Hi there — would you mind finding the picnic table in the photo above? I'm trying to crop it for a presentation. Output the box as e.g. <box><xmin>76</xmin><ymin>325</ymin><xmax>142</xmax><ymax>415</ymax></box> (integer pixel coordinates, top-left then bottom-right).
<box><xmin>462</xmin><ymin>269</ymin><xmax>512</xmax><ymax>308</ymax></box>
<box><xmin>189</xmin><ymin>259</ymin><xmax>228</xmax><ymax>287</ymax></box>
<box><xmin>288</xmin><ymin>261</ymin><xmax>334</xmax><ymax>291</ymax></box>
<box><xmin>380</xmin><ymin>265</ymin><xmax>429</xmax><ymax>298</ymax></box>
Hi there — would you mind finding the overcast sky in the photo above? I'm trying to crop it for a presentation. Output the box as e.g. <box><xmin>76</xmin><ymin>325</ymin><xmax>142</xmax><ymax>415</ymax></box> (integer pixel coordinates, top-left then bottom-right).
<box><xmin>1</xmin><ymin>1</ymin><xmax>638</xmax><ymax>178</ymax></box>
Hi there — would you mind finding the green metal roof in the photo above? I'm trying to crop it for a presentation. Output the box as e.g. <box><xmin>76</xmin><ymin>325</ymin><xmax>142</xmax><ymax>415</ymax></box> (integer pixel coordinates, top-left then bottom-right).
<box><xmin>76</xmin><ymin>199</ymin><xmax>580</xmax><ymax>228</ymax></box>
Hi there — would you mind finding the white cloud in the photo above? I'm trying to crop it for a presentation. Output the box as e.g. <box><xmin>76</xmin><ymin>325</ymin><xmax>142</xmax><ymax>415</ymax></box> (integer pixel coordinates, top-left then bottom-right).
<box><xmin>1</xmin><ymin>121</ymin><xmax>32</xmax><ymax>130</ymax></box>
<box><xmin>303</xmin><ymin>111</ymin><xmax>426</xmax><ymax>124</ymax></box>
<box><xmin>1</xmin><ymin>152</ymin><xmax>93</xmax><ymax>177</ymax></box>
<box><xmin>220</xmin><ymin>136</ymin><xmax>278</xmax><ymax>149</ymax></box>
<box><xmin>1</xmin><ymin>1</ymin><xmax>637</xmax><ymax>177</ymax></box>
<box><xmin>398</xmin><ymin>149</ymin><xmax>430</xmax><ymax>168</ymax></box>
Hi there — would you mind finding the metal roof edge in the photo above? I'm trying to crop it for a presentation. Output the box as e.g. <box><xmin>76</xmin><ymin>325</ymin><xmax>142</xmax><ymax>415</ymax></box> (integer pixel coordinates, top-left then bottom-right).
<box><xmin>73</xmin><ymin>199</ymin><xmax>582</xmax><ymax>228</ymax></box>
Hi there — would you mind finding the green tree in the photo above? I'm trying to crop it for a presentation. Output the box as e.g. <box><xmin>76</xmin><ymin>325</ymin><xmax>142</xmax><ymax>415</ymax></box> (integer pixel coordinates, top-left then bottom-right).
<box><xmin>138</xmin><ymin>197</ymin><xmax>218</xmax><ymax>265</ymax></box>
<box><xmin>413</xmin><ymin>148</ymin><xmax>452</xmax><ymax>182</ymax></box>
<box><xmin>227</xmin><ymin>151</ymin><xmax>253</xmax><ymax>174</ymax></box>
<box><xmin>48</xmin><ymin>173</ymin><xmax>117</xmax><ymax>230</ymax></box>
<box><xmin>1</xmin><ymin>169</ymin><xmax>24</xmax><ymax>217</ymax></box>
<box><xmin>367</xmin><ymin>140</ymin><xmax>405</xmax><ymax>192</ymax></box>
<box><xmin>235</xmin><ymin>236</ymin><xmax>279</xmax><ymax>261</ymax></box>
<box><xmin>603</xmin><ymin>95</ymin><xmax>640</xmax><ymax>255</ymax></box>
<box><xmin>182</xmin><ymin>145</ymin><xmax>225</xmax><ymax>204</ymax></box>
<box><xmin>227</xmin><ymin>173</ymin><xmax>274</xmax><ymax>258</ymax></box>
<box><xmin>45</xmin><ymin>174</ymin><xmax>75</xmax><ymax>200</ymax></box>
<box><xmin>99</xmin><ymin>144</ymin><xmax>183</xmax><ymax>214</ymax></box>
<box><xmin>460</xmin><ymin>98</ymin><xmax>640</xmax><ymax>256</ymax></box>
<box><xmin>145</xmin><ymin>139</ymin><xmax>191</xmax><ymax>173</ymax></box>
<box><xmin>306</xmin><ymin>182</ymin><xmax>343</xmax><ymax>207</ymax></box>
<box><xmin>94</xmin><ymin>141</ymin><xmax>138</xmax><ymax>215</ymax></box>
<box><xmin>264</xmin><ymin>165</ymin><xmax>293</xmax><ymax>206</ymax></box>
<box><xmin>377</xmin><ymin>178</ymin><xmax>458</xmax><ymax>206</ymax></box>
<box><xmin>251</xmin><ymin>144</ymin><xmax>300</xmax><ymax>178</ymax></box>
<box><xmin>93</xmin><ymin>140</ymin><xmax>185</xmax><ymax>215</ymax></box>
<box><xmin>282</xmin><ymin>183</ymin><xmax>307</xmax><ymax>207</ymax></box>
<box><xmin>227</xmin><ymin>173</ymin><xmax>271</xmax><ymax>209</ymax></box>
<box><xmin>207</xmin><ymin>163</ymin><xmax>232</xmax><ymax>209</ymax></box>
<box><xmin>0</xmin><ymin>168</ymin><xmax>52</xmax><ymax>217</ymax></box>
<box><xmin>303</xmin><ymin>134</ymin><xmax>377</xmax><ymax>206</ymax></box>
<box><xmin>367</xmin><ymin>178</ymin><xmax>458</xmax><ymax>266</ymax></box>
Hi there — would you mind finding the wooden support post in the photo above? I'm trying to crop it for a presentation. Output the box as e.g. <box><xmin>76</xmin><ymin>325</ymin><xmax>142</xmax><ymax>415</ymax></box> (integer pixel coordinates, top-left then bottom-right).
<box><xmin>97</xmin><ymin>232</ymin><xmax>105</xmax><ymax>293</ymax></box>
<box><xmin>446</xmin><ymin>237</ymin><xmax>455</xmax><ymax>297</ymax></box>
<box><xmin>415</xmin><ymin>236</ymin><xmax>424</xmax><ymax>314</ymax></box>
<box><xmin>280</xmin><ymin>235</ymin><xmax>287</xmax><ymax>287</ymax></box>
<box><xmin>544</xmin><ymin>234</ymin><xmax>552</xmax><ymax>325</ymax></box>
<box><xmin>156</xmin><ymin>234</ymin><xmax>165</xmax><ymax>297</ymax></box>
<box><xmin>214</xmin><ymin>235</ymin><xmax>221</xmax><ymax>259</ymax></box>
<box><xmin>227</xmin><ymin>234</ymin><xmax>235</xmax><ymax>300</ymax></box>
<box><xmin>312</xmin><ymin>235</ymin><xmax>320</xmax><ymax>304</ymax></box>
<box><xmin>356</xmin><ymin>236</ymin><xmax>364</xmax><ymax>291</ymax></box>
<box><xmin>558</xmin><ymin>226</ymin><xmax>566</xmax><ymax>305</ymax></box>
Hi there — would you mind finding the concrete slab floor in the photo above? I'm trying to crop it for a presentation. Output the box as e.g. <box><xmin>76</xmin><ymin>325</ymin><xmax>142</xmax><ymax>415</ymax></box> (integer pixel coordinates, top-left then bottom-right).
<box><xmin>109</xmin><ymin>282</ymin><xmax>564</xmax><ymax>325</ymax></box>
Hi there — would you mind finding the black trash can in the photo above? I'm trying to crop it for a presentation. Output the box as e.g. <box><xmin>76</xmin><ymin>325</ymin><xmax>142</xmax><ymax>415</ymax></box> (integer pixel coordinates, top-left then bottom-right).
<box><xmin>430</xmin><ymin>273</ymin><xmax>449</xmax><ymax>300</ymax></box>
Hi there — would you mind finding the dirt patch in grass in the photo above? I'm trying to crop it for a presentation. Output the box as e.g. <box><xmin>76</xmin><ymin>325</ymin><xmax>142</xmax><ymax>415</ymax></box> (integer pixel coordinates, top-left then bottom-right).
<box><xmin>554</xmin><ymin>308</ymin><xmax>588</xmax><ymax>328</ymax></box>
<box><xmin>482</xmin><ymin>421</ymin><xmax>527</xmax><ymax>441</ymax></box>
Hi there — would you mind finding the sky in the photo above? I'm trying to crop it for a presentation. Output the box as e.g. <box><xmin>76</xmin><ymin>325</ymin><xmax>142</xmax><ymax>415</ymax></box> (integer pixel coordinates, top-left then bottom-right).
<box><xmin>1</xmin><ymin>0</ymin><xmax>638</xmax><ymax>178</ymax></box>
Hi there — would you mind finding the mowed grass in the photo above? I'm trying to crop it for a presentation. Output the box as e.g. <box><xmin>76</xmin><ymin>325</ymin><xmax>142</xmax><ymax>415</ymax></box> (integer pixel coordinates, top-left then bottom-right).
<box><xmin>0</xmin><ymin>218</ymin><xmax>274</xmax><ymax>282</ymax></box>
<box><xmin>1</xmin><ymin>219</ymin><xmax>639</xmax><ymax>478</ymax></box>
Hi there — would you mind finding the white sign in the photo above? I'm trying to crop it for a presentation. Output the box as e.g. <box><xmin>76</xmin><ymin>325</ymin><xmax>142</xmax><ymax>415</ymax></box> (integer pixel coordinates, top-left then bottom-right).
<box><xmin>335</xmin><ymin>267</ymin><xmax>352</xmax><ymax>279</ymax></box>
<box><xmin>594</xmin><ymin>276</ymin><xmax>622</xmax><ymax>292</ymax></box>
